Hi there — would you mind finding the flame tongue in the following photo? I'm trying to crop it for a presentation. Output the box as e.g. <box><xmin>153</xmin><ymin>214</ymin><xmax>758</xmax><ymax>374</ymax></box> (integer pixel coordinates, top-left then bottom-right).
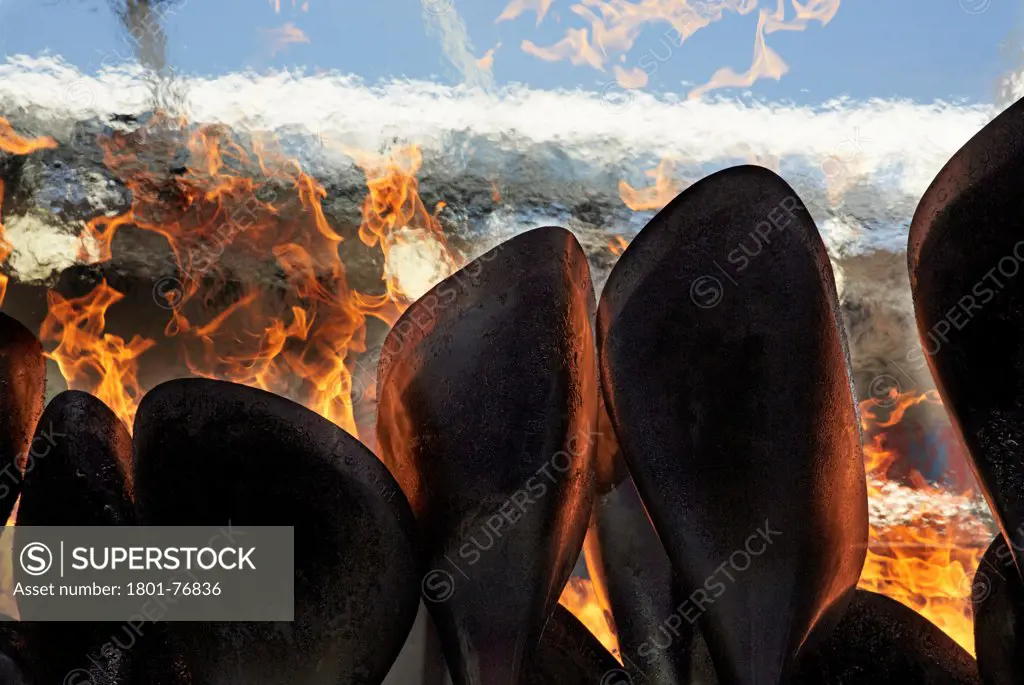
<box><xmin>619</xmin><ymin>158</ymin><xmax>692</xmax><ymax>211</ymax></box>
<box><xmin>0</xmin><ymin>117</ymin><xmax>58</xmax><ymax>156</ymax></box>
<box><xmin>40</xmin><ymin>282</ymin><xmax>156</xmax><ymax>430</ymax></box>
<box><xmin>558</xmin><ymin>575</ymin><xmax>621</xmax><ymax>660</ymax></box>
<box><xmin>349</xmin><ymin>144</ymin><xmax>460</xmax><ymax>302</ymax></box>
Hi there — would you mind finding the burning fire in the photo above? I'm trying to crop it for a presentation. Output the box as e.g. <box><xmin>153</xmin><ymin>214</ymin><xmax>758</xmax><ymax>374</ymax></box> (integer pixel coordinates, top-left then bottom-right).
<box><xmin>619</xmin><ymin>157</ymin><xmax>691</xmax><ymax>211</ymax></box>
<box><xmin>63</xmin><ymin>116</ymin><xmax>465</xmax><ymax>438</ymax></box>
<box><xmin>856</xmin><ymin>389</ymin><xmax>986</xmax><ymax>655</ymax></box>
<box><xmin>551</xmin><ymin>389</ymin><xmax>988</xmax><ymax>658</ymax></box>
<box><xmin>347</xmin><ymin>145</ymin><xmax>460</xmax><ymax>303</ymax></box>
<box><xmin>0</xmin><ymin>117</ymin><xmax>58</xmax><ymax>156</ymax></box>
<box><xmin>40</xmin><ymin>283</ymin><xmax>156</xmax><ymax>429</ymax></box>
<box><xmin>558</xmin><ymin>575</ymin><xmax>622</xmax><ymax>660</ymax></box>
<box><xmin>608</xmin><ymin>236</ymin><xmax>629</xmax><ymax>255</ymax></box>
<box><xmin>0</xmin><ymin>113</ymin><xmax>993</xmax><ymax>661</ymax></box>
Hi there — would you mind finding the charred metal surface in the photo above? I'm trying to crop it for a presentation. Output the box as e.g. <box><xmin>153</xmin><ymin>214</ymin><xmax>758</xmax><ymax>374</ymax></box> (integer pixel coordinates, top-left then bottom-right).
<box><xmin>789</xmin><ymin>590</ymin><xmax>980</xmax><ymax>685</ymax></box>
<box><xmin>376</xmin><ymin>226</ymin><xmax>599</xmax><ymax>685</ymax></box>
<box><xmin>15</xmin><ymin>390</ymin><xmax>132</xmax><ymax>526</ymax></box>
<box><xmin>6</xmin><ymin>391</ymin><xmax>142</xmax><ymax>685</ymax></box>
<box><xmin>132</xmin><ymin>378</ymin><xmax>419</xmax><ymax>685</ymax></box>
<box><xmin>586</xmin><ymin>472</ymin><xmax>715</xmax><ymax>685</ymax></box>
<box><xmin>587</xmin><ymin>398</ymin><xmax>718</xmax><ymax>685</ymax></box>
<box><xmin>972</xmin><ymin>534</ymin><xmax>1024</xmax><ymax>685</ymax></box>
<box><xmin>597</xmin><ymin>165</ymin><xmax>868</xmax><ymax>685</ymax></box>
<box><xmin>0</xmin><ymin>312</ymin><xmax>46</xmax><ymax>526</ymax></box>
<box><xmin>907</xmin><ymin>96</ymin><xmax>1024</xmax><ymax>579</ymax></box>
<box><xmin>525</xmin><ymin>604</ymin><xmax>621</xmax><ymax>685</ymax></box>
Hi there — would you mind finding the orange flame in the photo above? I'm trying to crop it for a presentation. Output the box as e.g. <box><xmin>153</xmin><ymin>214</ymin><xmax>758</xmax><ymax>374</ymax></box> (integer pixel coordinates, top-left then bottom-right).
<box><xmin>558</xmin><ymin>575</ymin><xmax>622</xmax><ymax>659</ymax></box>
<box><xmin>608</xmin><ymin>235</ymin><xmax>628</xmax><ymax>255</ymax></box>
<box><xmin>856</xmin><ymin>389</ymin><xmax>985</xmax><ymax>655</ymax></box>
<box><xmin>36</xmin><ymin>114</ymin><xmax>624</xmax><ymax>655</ymax></box>
<box><xmin>619</xmin><ymin>158</ymin><xmax>691</xmax><ymax>211</ymax></box>
<box><xmin>69</xmin><ymin>118</ymin><xmax>464</xmax><ymax>441</ymax></box>
<box><xmin>348</xmin><ymin>145</ymin><xmax>461</xmax><ymax>303</ymax></box>
<box><xmin>0</xmin><ymin>117</ymin><xmax>57</xmax><ymax>156</ymax></box>
<box><xmin>39</xmin><ymin>282</ymin><xmax>156</xmax><ymax>429</ymax></box>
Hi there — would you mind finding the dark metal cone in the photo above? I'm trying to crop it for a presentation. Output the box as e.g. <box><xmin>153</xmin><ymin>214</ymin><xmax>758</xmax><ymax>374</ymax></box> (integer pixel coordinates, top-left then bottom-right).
<box><xmin>376</xmin><ymin>226</ymin><xmax>599</xmax><ymax>685</ymax></box>
<box><xmin>908</xmin><ymin>95</ymin><xmax>1024</xmax><ymax>580</ymax></box>
<box><xmin>972</xmin><ymin>534</ymin><xmax>1024</xmax><ymax>685</ymax></box>
<box><xmin>6</xmin><ymin>391</ymin><xmax>141</xmax><ymax>684</ymax></box>
<box><xmin>587</xmin><ymin>392</ymin><xmax>718</xmax><ymax>685</ymax></box>
<box><xmin>132</xmin><ymin>378</ymin><xmax>420</xmax><ymax>685</ymax></box>
<box><xmin>586</xmin><ymin>475</ymin><xmax>717</xmax><ymax>685</ymax></box>
<box><xmin>788</xmin><ymin>590</ymin><xmax>980</xmax><ymax>685</ymax></box>
<box><xmin>597</xmin><ymin>165</ymin><xmax>868</xmax><ymax>685</ymax></box>
<box><xmin>0</xmin><ymin>312</ymin><xmax>46</xmax><ymax>525</ymax></box>
<box><xmin>525</xmin><ymin>604</ymin><xmax>622</xmax><ymax>685</ymax></box>
<box><xmin>15</xmin><ymin>391</ymin><xmax>133</xmax><ymax>527</ymax></box>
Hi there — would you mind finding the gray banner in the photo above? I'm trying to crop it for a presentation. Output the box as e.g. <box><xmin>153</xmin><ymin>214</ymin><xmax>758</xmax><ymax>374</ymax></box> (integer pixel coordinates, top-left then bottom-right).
<box><xmin>0</xmin><ymin>526</ymin><xmax>293</xmax><ymax>621</ymax></box>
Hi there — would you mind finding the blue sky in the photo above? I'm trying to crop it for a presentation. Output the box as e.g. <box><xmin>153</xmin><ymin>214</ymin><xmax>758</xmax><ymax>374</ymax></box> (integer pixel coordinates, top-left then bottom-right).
<box><xmin>0</xmin><ymin>0</ymin><xmax>1020</xmax><ymax>106</ymax></box>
